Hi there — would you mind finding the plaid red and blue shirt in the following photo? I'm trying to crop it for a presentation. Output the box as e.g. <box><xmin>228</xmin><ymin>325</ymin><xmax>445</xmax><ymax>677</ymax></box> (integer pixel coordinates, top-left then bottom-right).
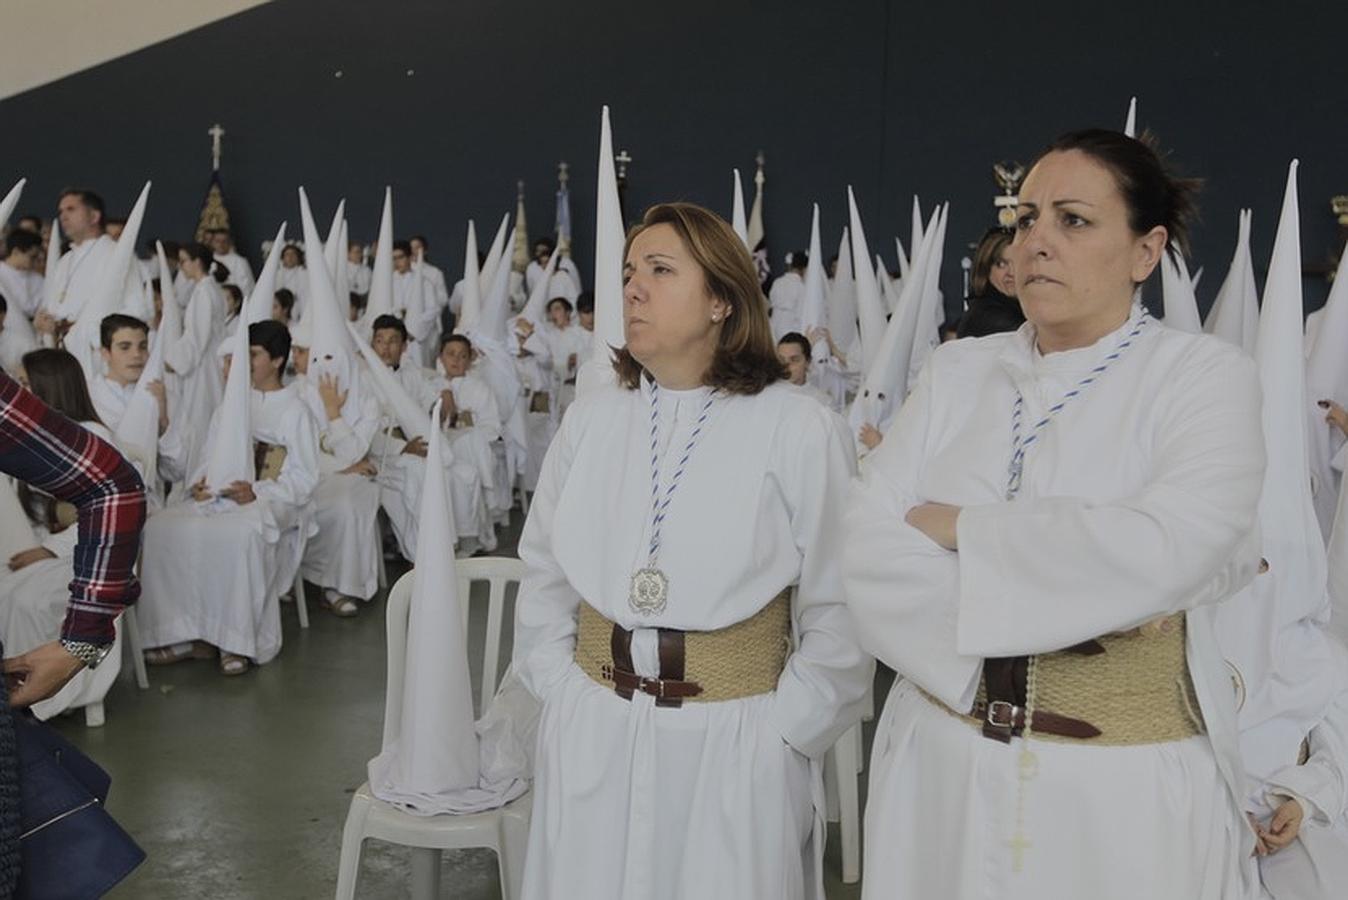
<box><xmin>0</xmin><ymin>370</ymin><xmax>146</xmax><ymax>646</ymax></box>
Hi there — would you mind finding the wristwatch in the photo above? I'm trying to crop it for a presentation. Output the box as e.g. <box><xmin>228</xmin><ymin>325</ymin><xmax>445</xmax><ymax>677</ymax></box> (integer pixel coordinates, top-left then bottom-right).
<box><xmin>60</xmin><ymin>639</ymin><xmax>113</xmax><ymax>670</ymax></box>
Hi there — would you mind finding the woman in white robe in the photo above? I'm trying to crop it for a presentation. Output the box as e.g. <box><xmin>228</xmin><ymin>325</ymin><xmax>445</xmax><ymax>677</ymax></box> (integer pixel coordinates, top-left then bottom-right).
<box><xmin>843</xmin><ymin>131</ymin><xmax>1267</xmax><ymax>900</ymax></box>
<box><xmin>514</xmin><ymin>203</ymin><xmax>873</xmax><ymax>900</ymax></box>
<box><xmin>0</xmin><ymin>349</ymin><xmax>123</xmax><ymax>719</ymax></box>
<box><xmin>163</xmin><ymin>243</ymin><xmax>226</xmax><ymax>470</ymax></box>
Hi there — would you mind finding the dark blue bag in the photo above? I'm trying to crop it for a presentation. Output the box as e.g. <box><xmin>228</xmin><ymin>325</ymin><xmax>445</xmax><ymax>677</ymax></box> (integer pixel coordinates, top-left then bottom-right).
<box><xmin>13</xmin><ymin>711</ymin><xmax>144</xmax><ymax>899</ymax></box>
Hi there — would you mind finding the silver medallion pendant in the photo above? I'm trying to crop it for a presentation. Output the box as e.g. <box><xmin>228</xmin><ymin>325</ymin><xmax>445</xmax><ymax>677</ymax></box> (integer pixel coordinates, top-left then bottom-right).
<box><xmin>629</xmin><ymin>567</ymin><xmax>669</xmax><ymax>616</ymax></box>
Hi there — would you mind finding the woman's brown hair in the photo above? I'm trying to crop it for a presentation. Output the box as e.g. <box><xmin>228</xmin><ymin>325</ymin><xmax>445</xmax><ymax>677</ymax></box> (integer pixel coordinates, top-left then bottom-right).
<box><xmin>613</xmin><ymin>202</ymin><xmax>784</xmax><ymax>395</ymax></box>
<box><xmin>970</xmin><ymin>228</ymin><xmax>1013</xmax><ymax>299</ymax></box>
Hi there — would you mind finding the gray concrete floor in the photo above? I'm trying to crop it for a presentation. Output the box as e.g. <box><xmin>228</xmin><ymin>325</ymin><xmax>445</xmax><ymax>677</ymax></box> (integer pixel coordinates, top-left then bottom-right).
<box><xmin>53</xmin><ymin>510</ymin><xmax>882</xmax><ymax>899</ymax></box>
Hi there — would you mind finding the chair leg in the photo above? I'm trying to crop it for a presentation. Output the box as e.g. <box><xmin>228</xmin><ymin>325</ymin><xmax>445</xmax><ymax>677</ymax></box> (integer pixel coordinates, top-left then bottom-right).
<box><xmin>376</xmin><ymin>546</ymin><xmax>388</xmax><ymax>591</ymax></box>
<box><xmin>294</xmin><ymin>571</ymin><xmax>310</xmax><ymax>629</ymax></box>
<box><xmin>83</xmin><ymin>701</ymin><xmax>105</xmax><ymax>728</ymax></box>
<box><xmin>500</xmin><ymin>796</ymin><xmax>533</xmax><ymax>900</ymax></box>
<box><xmin>123</xmin><ymin>606</ymin><xmax>150</xmax><ymax>690</ymax></box>
<box><xmin>334</xmin><ymin>796</ymin><xmax>370</xmax><ymax>900</ymax></box>
<box><xmin>409</xmin><ymin>847</ymin><xmax>441</xmax><ymax>900</ymax></box>
<box><xmin>837</xmin><ymin>723</ymin><xmax>862</xmax><ymax>884</ymax></box>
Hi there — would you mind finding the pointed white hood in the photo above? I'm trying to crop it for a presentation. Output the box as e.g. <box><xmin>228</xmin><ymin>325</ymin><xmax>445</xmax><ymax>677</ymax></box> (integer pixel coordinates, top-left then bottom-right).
<box><xmin>323</xmin><ymin>199</ymin><xmax>346</xmax><ymax>281</ymax></box>
<box><xmin>204</xmin><ymin>284</ymin><xmax>254</xmax><ymax>493</ymax></box>
<box><xmin>1204</xmin><ymin>209</ymin><xmax>1258</xmax><ymax>353</ymax></box>
<box><xmin>41</xmin><ymin>215</ymin><xmax>62</xmax><ymax>309</ymax></box>
<box><xmin>245</xmin><ymin>222</ymin><xmax>288</xmax><ymax>325</ymax></box>
<box><xmin>518</xmin><ymin>246</ymin><xmax>561</xmax><ymax>325</ymax></box>
<box><xmin>478</xmin><ymin>213</ymin><xmax>510</xmax><ymax>296</ymax></box>
<box><xmin>365</xmin><ymin>188</ymin><xmax>396</xmax><ymax>322</ymax></box>
<box><xmin>455</xmin><ymin>220</ymin><xmax>483</xmax><ymax>335</ymax></box>
<box><xmin>906</xmin><ymin>203</ymin><xmax>950</xmax><ymax>388</ymax></box>
<box><xmin>731</xmin><ymin>169</ymin><xmax>749</xmax><ymax>249</ymax></box>
<box><xmin>798</xmin><ymin>204</ymin><xmax>827</xmax><ymax>335</ymax></box>
<box><xmin>367</xmin><ymin>397</ymin><xmax>526</xmax><ymax>814</ymax></box>
<box><xmin>576</xmin><ymin>104</ymin><xmax>625</xmax><ymax>398</ymax></box>
<box><xmin>0</xmin><ymin>178</ymin><xmax>24</xmax><ymax>228</ymax></box>
<box><xmin>895</xmin><ymin>236</ymin><xmax>910</xmax><ymax>282</ymax></box>
<box><xmin>1123</xmin><ymin>96</ymin><xmax>1137</xmax><ymax>138</ymax></box>
<box><xmin>299</xmin><ymin>189</ymin><xmax>367</xmax><ymax>415</ymax></box>
<box><xmin>909</xmin><ymin>196</ymin><xmax>924</xmax><ymax>261</ymax></box>
<box><xmin>847</xmin><ymin>186</ymin><xmax>888</xmax><ymax>374</ymax></box>
<box><xmin>1307</xmin><ymin>213</ymin><xmax>1348</xmax><ymax>536</ymax></box>
<box><xmin>827</xmin><ymin>226</ymin><xmax>859</xmax><ymax>358</ymax></box>
<box><xmin>1160</xmin><ymin>246</ymin><xmax>1203</xmax><ymax>333</ymax></box>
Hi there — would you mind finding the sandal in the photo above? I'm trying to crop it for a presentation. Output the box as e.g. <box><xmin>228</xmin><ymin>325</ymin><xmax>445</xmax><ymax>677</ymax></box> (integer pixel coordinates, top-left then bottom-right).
<box><xmin>219</xmin><ymin>653</ymin><xmax>250</xmax><ymax>676</ymax></box>
<box><xmin>321</xmin><ymin>590</ymin><xmax>359</xmax><ymax>618</ymax></box>
<box><xmin>145</xmin><ymin>641</ymin><xmax>214</xmax><ymax>666</ymax></box>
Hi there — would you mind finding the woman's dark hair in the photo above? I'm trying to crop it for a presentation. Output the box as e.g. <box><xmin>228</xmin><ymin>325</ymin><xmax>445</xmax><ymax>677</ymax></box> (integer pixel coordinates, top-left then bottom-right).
<box><xmin>222</xmin><ymin>283</ymin><xmax>244</xmax><ymax>317</ymax></box>
<box><xmin>956</xmin><ymin>294</ymin><xmax>1026</xmax><ymax>339</ymax></box>
<box><xmin>613</xmin><ymin>202</ymin><xmax>783</xmax><ymax>395</ymax></box>
<box><xmin>1038</xmin><ymin>128</ymin><xmax>1200</xmax><ymax>260</ymax></box>
<box><xmin>16</xmin><ymin>348</ymin><xmax>103</xmax><ymax>531</ymax></box>
<box><xmin>21</xmin><ymin>348</ymin><xmax>102</xmax><ymax>424</ymax></box>
<box><xmin>181</xmin><ymin>241</ymin><xmax>227</xmax><ymax>282</ymax></box>
<box><xmin>970</xmin><ymin>228</ymin><xmax>1014</xmax><ymax>299</ymax></box>
<box><xmin>273</xmin><ymin>288</ymin><xmax>296</xmax><ymax>317</ymax></box>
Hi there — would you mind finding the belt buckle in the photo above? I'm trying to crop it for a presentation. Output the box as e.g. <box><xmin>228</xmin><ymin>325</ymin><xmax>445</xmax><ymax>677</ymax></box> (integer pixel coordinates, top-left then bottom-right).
<box><xmin>986</xmin><ymin>700</ymin><xmax>1020</xmax><ymax>730</ymax></box>
<box><xmin>639</xmin><ymin>676</ymin><xmax>664</xmax><ymax>699</ymax></box>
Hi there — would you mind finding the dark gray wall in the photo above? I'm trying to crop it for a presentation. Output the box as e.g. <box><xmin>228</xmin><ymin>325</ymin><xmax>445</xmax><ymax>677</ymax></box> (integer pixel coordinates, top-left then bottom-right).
<box><xmin>2</xmin><ymin>0</ymin><xmax>1344</xmax><ymax>316</ymax></box>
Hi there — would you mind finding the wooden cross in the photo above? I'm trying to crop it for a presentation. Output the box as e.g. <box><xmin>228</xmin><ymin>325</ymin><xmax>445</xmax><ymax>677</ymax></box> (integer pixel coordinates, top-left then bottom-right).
<box><xmin>615</xmin><ymin>149</ymin><xmax>632</xmax><ymax>181</ymax></box>
<box><xmin>208</xmin><ymin>123</ymin><xmax>225</xmax><ymax>172</ymax></box>
<box><xmin>557</xmin><ymin>161</ymin><xmax>569</xmax><ymax>187</ymax></box>
<box><xmin>754</xmin><ymin>150</ymin><xmax>766</xmax><ymax>187</ymax></box>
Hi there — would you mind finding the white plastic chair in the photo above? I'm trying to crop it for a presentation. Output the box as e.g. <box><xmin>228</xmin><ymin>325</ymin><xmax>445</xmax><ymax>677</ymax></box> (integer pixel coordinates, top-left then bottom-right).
<box><xmin>334</xmin><ymin>557</ymin><xmax>531</xmax><ymax>899</ymax></box>
<box><xmin>120</xmin><ymin>599</ymin><xmax>150</xmax><ymax>691</ymax></box>
<box><xmin>824</xmin><ymin>721</ymin><xmax>863</xmax><ymax>884</ymax></box>
<box><xmin>292</xmin><ymin>569</ymin><xmax>310</xmax><ymax>629</ymax></box>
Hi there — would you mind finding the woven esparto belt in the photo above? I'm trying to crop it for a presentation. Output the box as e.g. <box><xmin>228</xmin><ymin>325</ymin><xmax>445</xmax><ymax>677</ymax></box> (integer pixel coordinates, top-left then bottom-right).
<box><xmin>931</xmin><ymin>613</ymin><xmax>1206</xmax><ymax>746</ymax></box>
<box><xmin>575</xmin><ymin>590</ymin><xmax>792</xmax><ymax>708</ymax></box>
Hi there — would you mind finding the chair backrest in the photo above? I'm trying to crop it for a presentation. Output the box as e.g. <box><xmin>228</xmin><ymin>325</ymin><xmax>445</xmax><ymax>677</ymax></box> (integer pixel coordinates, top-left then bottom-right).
<box><xmin>380</xmin><ymin>555</ymin><xmax>526</xmax><ymax>749</ymax></box>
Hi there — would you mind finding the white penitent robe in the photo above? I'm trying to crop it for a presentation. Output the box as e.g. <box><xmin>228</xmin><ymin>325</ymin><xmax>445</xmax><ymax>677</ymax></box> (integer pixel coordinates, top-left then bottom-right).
<box><xmin>137</xmin><ymin>384</ymin><xmax>319</xmax><ymax>663</ymax></box>
<box><xmin>346</xmin><ymin>260</ymin><xmax>372</xmax><ymax>297</ymax></box>
<box><xmin>769</xmin><ymin>271</ymin><xmax>805</xmax><ymax>342</ymax></box>
<box><xmin>276</xmin><ymin>264</ymin><xmax>308</xmax><ymax>321</ymax></box>
<box><xmin>215</xmin><ymin>250</ymin><xmax>256</xmax><ymax>299</ymax></box>
<box><xmin>514</xmin><ymin>378</ymin><xmax>873</xmax><ymax>900</ymax></box>
<box><xmin>843</xmin><ymin>311</ymin><xmax>1267</xmax><ymax>900</ymax></box>
<box><xmin>368</xmin><ymin>362</ymin><xmax>485</xmax><ymax>560</ymax></box>
<box><xmin>42</xmin><ymin>235</ymin><xmax>117</xmax><ymax>324</ymax></box>
<box><xmin>525</xmin><ymin>259</ymin><xmax>580</xmax><ymax>305</ymax></box>
<box><xmin>394</xmin><ymin>269</ymin><xmax>437</xmax><ymax>366</ymax></box>
<box><xmin>295</xmin><ymin>371</ymin><xmax>382</xmax><ymax>600</ymax></box>
<box><xmin>88</xmin><ymin>375</ymin><xmax>189</xmax><ymax>504</ymax></box>
<box><xmin>513</xmin><ymin>330</ymin><xmax>557</xmax><ymax>496</ymax></box>
<box><xmin>0</xmin><ymin>261</ymin><xmax>43</xmax><ymax>318</ymax></box>
<box><xmin>0</xmin><ymin>265</ymin><xmax>39</xmax><ymax>373</ymax></box>
<box><xmin>1257</xmin><ymin>650</ymin><xmax>1348</xmax><ymax>899</ymax></box>
<box><xmin>0</xmin><ymin>423</ymin><xmax>124</xmax><ymax>721</ymax></box>
<box><xmin>439</xmin><ymin>368</ymin><xmax>506</xmax><ymax>538</ymax></box>
<box><xmin>541</xmin><ymin>321</ymin><xmax>590</xmax><ymax>413</ymax></box>
<box><xmin>162</xmin><ymin>277</ymin><xmax>226</xmax><ymax>469</ymax></box>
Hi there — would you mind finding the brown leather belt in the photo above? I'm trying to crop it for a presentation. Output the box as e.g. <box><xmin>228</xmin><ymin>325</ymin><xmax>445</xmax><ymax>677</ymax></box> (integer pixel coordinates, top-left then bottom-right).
<box><xmin>575</xmin><ymin>592</ymin><xmax>791</xmax><ymax>708</ymax></box>
<box><xmin>603</xmin><ymin>621</ymin><xmax>700</xmax><ymax>708</ymax></box>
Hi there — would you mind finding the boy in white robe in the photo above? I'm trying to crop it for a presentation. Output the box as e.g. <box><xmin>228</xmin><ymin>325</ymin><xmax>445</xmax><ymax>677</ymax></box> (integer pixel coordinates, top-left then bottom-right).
<box><xmin>0</xmin><ymin>229</ymin><xmax>44</xmax><ymax>318</ymax></box>
<box><xmin>87</xmin><ymin>313</ymin><xmax>188</xmax><ymax>504</ymax></box>
<box><xmin>275</xmin><ymin>244</ymin><xmax>308</xmax><ymax>321</ymax></box>
<box><xmin>137</xmin><ymin>321</ymin><xmax>319</xmax><ymax>674</ymax></box>
<box><xmin>290</xmin><ymin>326</ymin><xmax>382</xmax><ymax>613</ymax></box>
<box><xmin>538</xmin><ymin>297</ymin><xmax>590</xmax><ymax>414</ymax></box>
<box><xmin>436</xmin><ymin>333</ymin><xmax>502</xmax><ymax>553</ymax></box>
<box><xmin>510</xmin><ymin>317</ymin><xmax>557</xmax><ymax>496</ymax></box>
<box><xmin>391</xmin><ymin>241</ymin><xmax>438</xmax><ymax>366</ymax></box>
<box><xmin>776</xmin><ymin>331</ymin><xmax>835</xmax><ymax>409</ymax></box>
<box><xmin>346</xmin><ymin>242</ymin><xmax>372</xmax><ymax>296</ymax></box>
<box><xmin>366</xmin><ymin>315</ymin><xmax>487</xmax><ymax>560</ymax></box>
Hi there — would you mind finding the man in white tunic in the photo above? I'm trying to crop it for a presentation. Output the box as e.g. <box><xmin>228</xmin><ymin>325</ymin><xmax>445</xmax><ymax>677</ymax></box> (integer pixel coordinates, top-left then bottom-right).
<box><xmin>290</xmin><ymin>320</ymin><xmax>382</xmax><ymax>614</ymax></box>
<box><xmin>35</xmin><ymin>189</ymin><xmax>118</xmax><ymax>340</ymax></box>
<box><xmin>525</xmin><ymin>238</ymin><xmax>580</xmax><ymax>304</ymax></box>
<box><xmin>776</xmin><ymin>332</ymin><xmax>834</xmax><ymax>408</ymax></box>
<box><xmin>391</xmin><ymin>241</ymin><xmax>437</xmax><ymax>366</ymax></box>
<box><xmin>275</xmin><ymin>244</ymin><xmax>308</xmax><ymax>321</ymax></box>
<box><xmin>208</xmin><ymin>228</ymin><xmax>256</xmax><ymax>299</ymax></box>
<box><xmin>346</xmin><ymin>241</ymin><xmax>372</xmax><ymax>296</ymax></box>
<box><xmin>137</xmin><ymin>320</ymin><xmax>319</xmax><ymax>673</ymax></box>
<box><xmin>537</xmin><ymin>297</ymin><xmax>591</xmax><ymax>414</ymax></box>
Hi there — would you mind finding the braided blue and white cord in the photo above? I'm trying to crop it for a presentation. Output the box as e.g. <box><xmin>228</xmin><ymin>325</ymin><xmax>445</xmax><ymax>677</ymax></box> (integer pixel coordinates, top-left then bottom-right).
<box><xmin>647</xmin><ymin>384</ymin><xmax>716</xmax><ymax>562</ymax></box>
<box><xmin>1006</xmin><ymin>311</ymin><xmax>1150</xmax><ymax>500</ymax></box>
